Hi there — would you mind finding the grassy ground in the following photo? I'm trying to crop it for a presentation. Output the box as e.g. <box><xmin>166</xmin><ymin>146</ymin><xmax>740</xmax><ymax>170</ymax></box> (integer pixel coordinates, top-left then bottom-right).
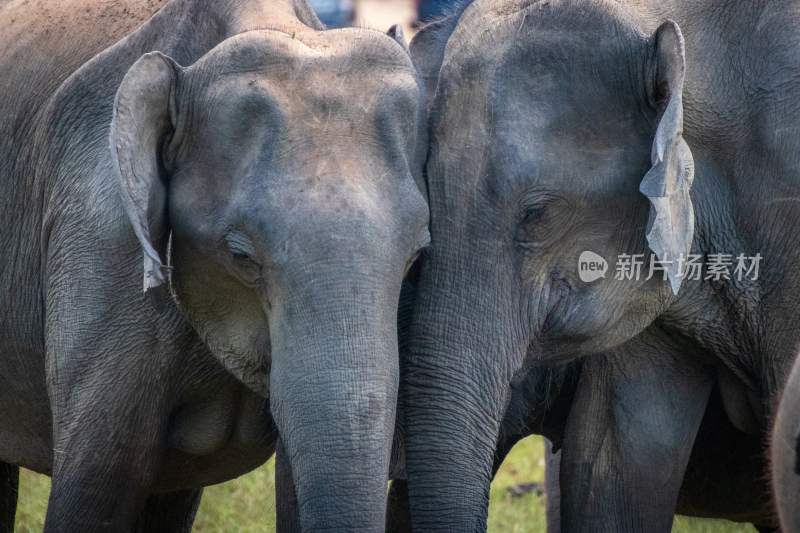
<box><xmin>15</xmin><ymin>436</ymin><xmax>751</xmax><ymax>532</ymax></box>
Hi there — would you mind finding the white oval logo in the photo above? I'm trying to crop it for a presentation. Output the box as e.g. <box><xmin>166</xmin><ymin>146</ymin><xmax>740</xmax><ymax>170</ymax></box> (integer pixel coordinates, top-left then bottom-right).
<box><xmin>578</xmin><ymin>251</ymin><xmax>608</xmax><ymax>283</ymax></box>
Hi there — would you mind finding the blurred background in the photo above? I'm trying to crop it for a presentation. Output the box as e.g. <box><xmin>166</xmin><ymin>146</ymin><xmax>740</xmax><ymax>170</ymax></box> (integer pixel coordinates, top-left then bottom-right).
<box><xmin>310</xmin><ymin>0</ymin><xmax>453</xmax><ymax>32</ymax></box>
<box><xmin>10</xmin><ymin>2</ymin><xmax>760</xmax><ymax>531</ymax></box>
<box><xmin>351</xmin><ymin>0</ymin><xmax>415</xmax><ymax>32</ymax></box>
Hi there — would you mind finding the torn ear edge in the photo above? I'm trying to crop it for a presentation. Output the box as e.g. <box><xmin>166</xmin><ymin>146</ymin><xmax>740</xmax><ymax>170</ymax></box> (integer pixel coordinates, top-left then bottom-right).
<box><xmin>639</xmin><ymin>20</ymin><xmax>696</xmax><ymax>296</ymax></box>
<box><xmin>110</xmin><ymin>51</ymin><xmax>180</xmax><ymax>296</ymax></box>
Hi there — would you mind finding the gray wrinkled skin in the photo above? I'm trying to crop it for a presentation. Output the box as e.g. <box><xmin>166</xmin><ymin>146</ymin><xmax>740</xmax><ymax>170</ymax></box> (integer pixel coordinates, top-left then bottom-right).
<box><xmin>404</xmin><ymin>0</ymin><xmax>800</xmax><ymax>531</ymax></box>
<box><xmin>0</xmin><ymin>0</ymin><xmax>428</xmax><ymax>531</ymax></box>
<box><xmin>772</xmin><ymin>356</ymin><xmax>800</xmax><ymax>531</ymax></box>
<box><xmin>498</xmin><ymin>346</ymin><xmax>776</xmax><ymax>532</ymax></box>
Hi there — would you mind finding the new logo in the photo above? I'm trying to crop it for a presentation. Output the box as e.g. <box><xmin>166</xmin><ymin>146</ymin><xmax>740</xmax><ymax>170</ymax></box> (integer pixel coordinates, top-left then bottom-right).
<box><xmin>578</xmin><ymin>251</ymin><xmax>608</xmax><ymax>283</ymax></box>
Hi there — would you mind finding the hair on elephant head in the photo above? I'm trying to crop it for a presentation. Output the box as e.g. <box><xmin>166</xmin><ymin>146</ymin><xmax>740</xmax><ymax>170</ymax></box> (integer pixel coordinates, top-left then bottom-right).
<box><xmin>112</xmin><ymin>27</ymin><xmax>429</xmax><ymax>531</ymax></box>
<box><xmin>402</xmin><ymin>0</ymin><xmax>694</xmax><ymax>529</ymax></box>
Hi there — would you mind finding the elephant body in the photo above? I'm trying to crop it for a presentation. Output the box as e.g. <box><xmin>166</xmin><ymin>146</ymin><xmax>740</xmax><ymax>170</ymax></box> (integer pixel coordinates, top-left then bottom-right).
<box><xmin>405</xmin><ymin>0</ymin><xmax>800</xmax><ymax>530</ymax></box>
<box><xmin>0</xmin><ymin>0</ymin><xmax>274</xmax><ymax>496</ymax></box>
<box><xmin>0</xmin><ymin>0</ymin><xmax>427</xmax><ymax>530</ymax></box>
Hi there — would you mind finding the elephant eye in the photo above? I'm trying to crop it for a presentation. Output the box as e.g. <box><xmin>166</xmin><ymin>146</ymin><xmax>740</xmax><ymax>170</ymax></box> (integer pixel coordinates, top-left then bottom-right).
<box><xmin>224</xmin><ymin>231</ymin><xmax>262</xmax><ymax>283</ymax></box>
<box><xmin>515</xmin><ymin>208</ymin><xmax>549</xmax><ymax>249</ymax></box>
<box><xmin>231</xmin><ymin>249</ymin><xmax>253</xmax><ymax>262</ymax></box>
<box><xmin>225</xmin><ymin>230</ymin><xmax>256</xmax><ymax>255</ymax></box>
<box><xmin>514</xmin><ymin>195</ymin><xmax>572</xmax><ymax>250</ymax></box>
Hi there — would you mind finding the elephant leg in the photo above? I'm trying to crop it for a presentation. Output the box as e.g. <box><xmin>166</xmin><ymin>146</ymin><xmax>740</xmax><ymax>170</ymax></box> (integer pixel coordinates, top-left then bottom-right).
<box><xmin>41</xmin><ymin>234</ymin><xmax>205</xmax><ymax>531</ymax></box>
<box><xmin>386</xmin><ymin>479</ymin><xmax>411</xmax><ymax>533</ymax></box>
<box><xmin>45</xmin><ymin>398</ymin><xmax>167</xmax><ymax>533</ymax></box>
<box><xmin>275</xmin><ymin>438</ymin><xmax>301</xmax><ymax>533</ymax></box>
<box><xmin>44</xmin><ymin>338</ymin><xmax>175</xmax><ymax>531</ymax></box>
<box><xmin>559</xmin><ymin>331</ymin><xmax>714</xmax><ymax>533</ymax></box>
<box><xmin>0</xmin><ymin>462</ymin><xmax>18</xmax><ymax>533</ymax></box>
<box><xmin>46</xmin><ymin>421</ymin><xmax>166</xmax><ymax>531</ymax></box>
<box><xmin>544</xmin><ymin>445</ymin><xmax>561</xmax><ymax>533</ymax></box>
<box><xmin>134</xmin><ymin>488</ymin><xmax>202</xmax><ymax>533</ymax></box>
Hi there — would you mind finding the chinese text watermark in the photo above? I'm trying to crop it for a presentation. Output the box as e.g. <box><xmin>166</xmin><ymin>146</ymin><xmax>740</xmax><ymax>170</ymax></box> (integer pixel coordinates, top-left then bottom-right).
<box><xmin>578</xmin><ymin>251</ymin><xmax>762</xmax><ymax>284</ymax></box>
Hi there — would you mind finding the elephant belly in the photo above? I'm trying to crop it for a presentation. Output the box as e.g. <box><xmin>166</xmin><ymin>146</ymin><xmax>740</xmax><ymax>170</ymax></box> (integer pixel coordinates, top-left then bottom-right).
<box><xmin>154</xmin><ymin>387</ymin><xmax>276</xmax><ymax>491</ymax></box>
<box><xmin>677</xmin><ymin>391</ymin><xmax>776</xmax><ymax>527</ymax></box>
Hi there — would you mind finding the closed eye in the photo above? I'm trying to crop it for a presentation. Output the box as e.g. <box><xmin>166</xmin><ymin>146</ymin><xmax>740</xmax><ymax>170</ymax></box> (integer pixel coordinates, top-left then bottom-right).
<box><xmin>224</xmin><ymin>231</ymin><xmax>262</xmax><ymax>284</ymax></box>
<box><xmin>231</xmin><ymin>249</ymin><xmax>253</xmax><ymax>261</ymax></box>
<box><xmin>226</xmin><ymin>231</ymin><xmax>258</xmax><ymax>260</ymax></box>
<box><xmin>514</xmin><ymin>194</ymin><xmax>573</xmax><ymax>249</ymax></box>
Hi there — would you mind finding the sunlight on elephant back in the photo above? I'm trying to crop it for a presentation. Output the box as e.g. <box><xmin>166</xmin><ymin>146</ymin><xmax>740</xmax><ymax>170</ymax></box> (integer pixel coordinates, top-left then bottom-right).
<box><xmin>15</xmin><ymin>436</ymin><xmax>751</xmax><ymax>532</ymax></box>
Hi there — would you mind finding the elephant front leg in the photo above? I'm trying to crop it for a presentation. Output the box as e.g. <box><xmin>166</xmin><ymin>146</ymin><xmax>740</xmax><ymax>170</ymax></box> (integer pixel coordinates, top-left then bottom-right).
<box><xmin>44</xmin><ymin>381</ymin><xmax>169</xmax><ymax>533</ymax></box>
<box><xmin>43</xmin><ymin>329</ymin><xmax>181</xmax><ymax>531</ymax></box>
<box><xmin>559</xmin><ymin>331</ymin><xmax>714</xmax><ymax>533</ymax></box>
<box><xmin>134</xmin><ymin>488</ymin><xmax>203</xmax><ymax>533</ymax></box>
<box><xmin>45</xmin><ymin>417</ymin><xmax>166</xmax><ymax>531</ymax></box>
<box><xmin>275</xmin><ymin>438</ymin><xmax>301</xmax><ymax>533</ymax></box>
<box><xmin>0</xmin><ymin>461</ymin><xmax>18</xmax><ymax>533</ymax></box>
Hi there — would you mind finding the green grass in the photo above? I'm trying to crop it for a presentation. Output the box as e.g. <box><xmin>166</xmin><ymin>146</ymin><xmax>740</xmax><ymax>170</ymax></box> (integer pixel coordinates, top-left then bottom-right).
<box><xmin>15</xmin><ymin>436</ymin><xmax>751</xmax><ymax>532</ymax></box>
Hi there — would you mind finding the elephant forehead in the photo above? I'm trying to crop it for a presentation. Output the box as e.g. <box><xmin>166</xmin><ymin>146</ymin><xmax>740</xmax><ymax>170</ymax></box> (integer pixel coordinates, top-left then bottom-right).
<box><xmin>191</xmin><ymin>32</ymin><xmax>419</xmax><ymax>126</ymax></box>
<box><xmin>198</xmin><ymin>29</ymin><xmax>417</xmax><ymax>90</ymax></box>
<box><xmin>428</xmin><ymin>1</ymin><xmax>655</xmax><ymax>201</ymax></box>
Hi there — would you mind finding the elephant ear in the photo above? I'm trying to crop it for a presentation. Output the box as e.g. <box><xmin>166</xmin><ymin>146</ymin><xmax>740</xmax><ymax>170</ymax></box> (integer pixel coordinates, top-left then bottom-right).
<box><xmin>110</xmin><ymin>52</ymin><xmax>179</xmax><ymax>294</ymax></box>
<box><xmin>387</xmin><ymin>24</ymin><xmax>409</xmax><ymax>52</ymax></box>
<box><xmin>639</xmin><ymin>21</ymin><xmax>695</xmax><ymax>296</ymax></box>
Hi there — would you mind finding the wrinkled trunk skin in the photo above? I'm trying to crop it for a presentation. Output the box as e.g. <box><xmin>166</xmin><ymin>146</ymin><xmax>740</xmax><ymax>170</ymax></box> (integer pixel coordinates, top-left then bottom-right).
<box><xmin>269</xmin><ymin>274</ymin><xmax>398</xmax><ymax>532</ymax></box>
<box><xmin>401</xmin><ymin>257</ymin><xmax>517</xmax><ymax>531</ymax></box>
<box><xmin>772</xmin><ymin>357</ymin><xmax>800</xmax><ymax>532</ymax></box>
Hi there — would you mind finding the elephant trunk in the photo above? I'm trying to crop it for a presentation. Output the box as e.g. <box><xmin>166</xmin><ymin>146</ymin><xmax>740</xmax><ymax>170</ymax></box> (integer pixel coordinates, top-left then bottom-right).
<box><xmin>401</xmin><ymin>262</ymin><xmax>515</xmax><ymax>531</ymax></box>
<box><xmin>269</xmin><ymin>272</ymin><xmax>399</xmax><ymax>532</ymax></box>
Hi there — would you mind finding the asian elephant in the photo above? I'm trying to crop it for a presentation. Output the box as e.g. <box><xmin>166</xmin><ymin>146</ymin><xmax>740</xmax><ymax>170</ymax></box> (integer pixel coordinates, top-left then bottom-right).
<box><xmin>0</xmin><ymin>0</ymin><xmax>428</xmax><ymax>531</ymax></box>
<box><xmin>403</xmin><ymin>0</ymin><xmax>800</xmax><ymax>531</ymax></box>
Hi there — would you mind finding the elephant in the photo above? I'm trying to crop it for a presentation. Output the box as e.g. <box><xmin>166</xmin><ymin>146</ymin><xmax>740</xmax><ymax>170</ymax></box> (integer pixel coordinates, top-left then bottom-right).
<box><xmin>0</xmin><ymin>0</ymin><xmax>429</xmax><ymax>530</ymax></box>
<box><xmin>402</xmin><ymin>0</ymin><xmax>800</xmax><ymax>530</ymax></box>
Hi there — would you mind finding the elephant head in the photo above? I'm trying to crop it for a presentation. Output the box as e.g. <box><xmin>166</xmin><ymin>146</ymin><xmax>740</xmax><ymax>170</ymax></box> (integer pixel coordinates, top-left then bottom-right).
<box><xmin>403</xmin><ymin>0</ymin><xmax>693</xmax><ymax>529</ymax></box>
<box><xmin>111</xmin><ymin>28</ymin><xmax>428</xmax><ymax>531</ymax></box>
